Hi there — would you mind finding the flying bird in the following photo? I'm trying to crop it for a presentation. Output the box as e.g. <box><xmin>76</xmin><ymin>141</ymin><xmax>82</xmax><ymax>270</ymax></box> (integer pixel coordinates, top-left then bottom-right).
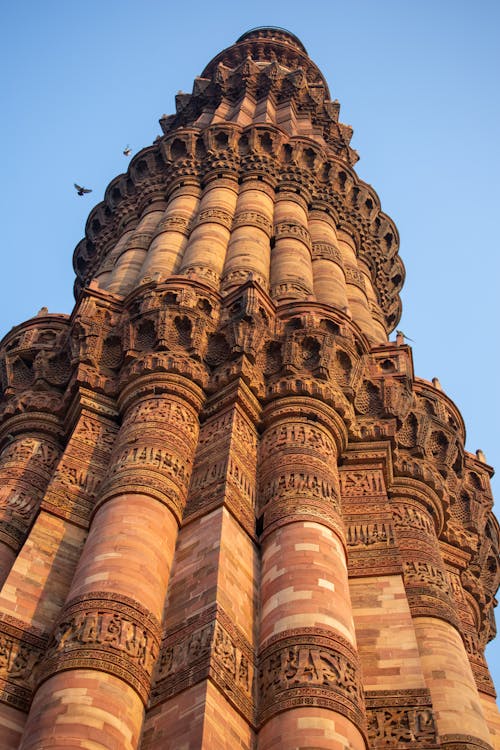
<box><xmin>123</xmin><ymin>145</ymin><xmax>132</xmax><ymax>156</ymax></box>
<box><xmin>74</xmin><ymin>183</ymin><xmax>92</xmax><ymax>196</ymax></box>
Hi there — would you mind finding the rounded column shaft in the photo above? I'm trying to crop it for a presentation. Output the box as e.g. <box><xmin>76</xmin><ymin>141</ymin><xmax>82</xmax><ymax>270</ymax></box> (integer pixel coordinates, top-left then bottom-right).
<box><xmin>221</xmin><ymin>179</ymin><xmax>274</xmax><ymax>293</ymax></box>
<box><xmin>257</xmin><ymin>399</ymin><xmax>366</xmax><ymax>750</ymax></box>
<box><xmin>107</xmin><ymin>207</ymin><xmax>165</xmax><ymax>295</ymax></box>
<box><xmin>180</xmin><ymin>178</ymin><xmax>238</xmax><ymax>288</ymax></box>
<box><xmin>392</xmin><ymin>493</ymin><xmax>493</xmax><ymax>748</ymax></box>
<box><xmin>19</xmin><ymin>377</ymin><xmax>203</xmax><ymax>750</ymax></box>
<box><xmin>270</xmin><ymin>192</ymin><xmax>314</xmax><ymax>302</ymax></box>
<box><xmin>309</xmin><ymin>208</ymin><xmax>348</xmax><ymax>311</ymax></box>
<box><xmin>94</xmin><ymin>229</ymin><xmax>134</xmax><ymax>289</ymax></box>
<box><xmin>139</xmin><ymin>184</ymin><xmax>201</xmax><ymax>281</ymax></box>
<box><xmin>358</xmin><ymin>259</ymin><xmax>387</xmax><ymax>343</ymax></box>
<box><xmin>0</xmin><ymin>432</ymin><xmax>60</xmax><ymax>586</ymax></box>
<box><xmin>337</xmin><ymin>230</ymin><xmax>376</xmax><ymax>339</ymax></box>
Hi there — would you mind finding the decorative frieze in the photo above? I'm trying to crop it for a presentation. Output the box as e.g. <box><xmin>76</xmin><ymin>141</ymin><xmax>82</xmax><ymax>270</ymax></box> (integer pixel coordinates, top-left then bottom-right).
<box><xmin>260</xmin><ymin>422</ymin><xmax>335</xmax><ymax>461</ymax></box>
<box><xmin>347</xmin><ymin>521</ymin><xmax>394</xmax><ymax>548</ymax></box>
<box><xmin>152</xmin><ymin>606</ymin><xmax>254</xmax><ymax>722</ymax></box>
<box><xmin>39</xmin><ymin>592</ymin><xmax>161</xmax><ymax>705</ymax></box>
<box><xmin>0</xmin><ymin>436</ymin><xmax>61</xmax><ymax>550</ymax></box>
<box><xmin>0</xmin><ymin>618</ymin><xmax>47</xmax><ymax>711</ymax></box>
<box><xmin>392</xmin><ymin>504</ymin><xmax>434</xmax><ymax>534</ymax></box>
<box><xmin>153</xmin><ymin>214</ymin><xmax>192</xmax><ymax>237</ymax></box>
<box><xmin>440</xmin><ymin>734</ymin><xmax>494</xmax><ymax>750</ymax></box>
<box><xmin>340</xmin><ymin>469</ymin><xmax>386</xmax><ymax>497</ymax></box>
<box><xmin>365</xmin><ymin>689</ymin><xmax>438</xmax><ymax>748</ymax></box>
<box><xmin>403</xmin><ymin>561</ymin><xmax>450</xmax><ymax>593</ymax></box>
<box><xmin>273</xmin><ymin>221</ymin><xmax>312</xmax><ymax>249</ymax></box>
<box><xmin>344</xmin><ymin>265</ymin><xmax>366</xmax><ymax>291</ymax></box>
<box><xmin>258</xmin><ymin>629</ymin><xmax>364</xmax><ymax>729</ymax></box>
<box><xmin>260</xmin><ymin>471</ymin><xmax>339</xmax><ymax>506</ymax></box>
<box><xmin>231</xmin><ymin>211</ymin><xmax>273</xmax><ymax>236</ymax></box>
<box><xmin>193</xmin><ymin>207</ymin><xmax>233</xmax><ymax>230</ymax></box>
<box><xmin>311</xmin><ymin>241</ymin><xmax>343</xmax><ymax>265</ymax></box>
<box><xmin>42</xmin><ymin>410</ymin><xmax>118</xmax><ymax>525</ymax></box>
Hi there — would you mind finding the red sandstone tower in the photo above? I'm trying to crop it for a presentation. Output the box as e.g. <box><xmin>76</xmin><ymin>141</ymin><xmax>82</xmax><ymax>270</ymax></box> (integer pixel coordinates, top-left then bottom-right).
<box><xmin>0</xmin><ymin>27</ymin><xmax>499</xmax><ymax>750</ymax></box>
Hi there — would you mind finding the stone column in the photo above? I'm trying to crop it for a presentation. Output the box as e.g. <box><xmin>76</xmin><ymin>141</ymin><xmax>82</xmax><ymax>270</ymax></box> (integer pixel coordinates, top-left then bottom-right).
<box><xmin>138</xmin><ymin>182</ymin><xmax>201</xmax><ymax>282</ymax></box>
<box><xmin>144</xmin><ymin>380</ymin><xmax>260</xmax><ymax>750</ymax></box>
<box><xmin>391</xmin><ymin>479</ymin><xmax>494</xmax><ymax>750</ymax></box>
<box><xmin>358</xmin><ymin>260</ymin><xmax>387</xmax><ymax>344</ymax></box>
<box><xmin>257</xmin><ymin>397</ymin><xmax>366</xmax><ymax>750</ymax></box>
<box><xmin>107</xmin><ymin>204</ymin><xmax>166</xmax><ymax>295</ymax></box>
<box><xmin>270</xmin><ymin>191</ymin><xmax>314</xmax><ymax>303</ymax></box>
<box><xmin>337</xmin><ymin>230</ymin><xmax>375</xmax><ymax>339</ymax></box>
<box><xmin>0</xmin><ymin>392</ymin><xmax>118</xmax><ymax>748</ymax></box>
<box><xmin>180</xmin><ymin>177</ymin><xmax>238</xmax><ymax>289</ymax></box>
<box><xmin>308</xmin><ymin>205</ymin><xmax>348</xmax><ymax>312</ymax></box>
<box><xmin>94</xmin><ymin>228</ymin><xmax>135</xmax><ymax>290</ymax></box>
<box><xmin>19</xmin><ymin>373</ymin><xmax>204</xmax><ymax>750</ymax></box>
<box><xmin>221</xmin><ymin>178</ymin><xmax>274</xmax><ymax>294</ymax></box>
<box><xmin>0</xmin><ymin>420</ymin><xmax>61</xmax><ymax>586</ymax></box>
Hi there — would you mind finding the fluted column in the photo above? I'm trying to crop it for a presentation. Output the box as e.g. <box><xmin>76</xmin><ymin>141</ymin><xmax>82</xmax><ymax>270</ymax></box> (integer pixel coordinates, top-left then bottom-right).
<box><xmin>107</xmin><ymin>204</ymin><xmax>166</xmax><ymax>295</ymax></box>
<box><xmin>257</xmin><ymin>397</ymin><xmax>366</xmax><ymax>750</ymax></box>
<box><xmin>138</xmin><ymin>182</ymin><xmax>201</xmax><ymax>281</ymax></box>
<box><xmin>94</xmin><ymin>228</ymin><xmax>134</xmax><ymax>290</ymax></box>
<box><xmin>358</xmin><ymin>260</ymin><xmax>387</xmax><ymax>343</ymax></box>
<box><xmin>270</xmin><ymin>191</ymin><xmax>314</xmax><ymax>302</ymax></box>
<box><xmin>221</xmin><ymin>178</ymin><xmax>274</xmax><ymax>293</ymax></box>
<box><xmin>337</xmin><ymin>230</ymin><xmax>375</xmax><ymax>339</ymax></box>
<box><xmin>308</xmin><ymin>206</ymin><xmax>348</xmax><ymax>311</ymax></box>
<box><xmin>0</xmin><ymin>421</ymin><xmax>61</xmax><ymax>586</ymax></box>
<box><xmin>391</xmin><ymin>482</ymin><xmax>493</xmax><ymax>749</ymax></box>
<box><xmin>19</xmin><ymin>373</ymin><xmax>204</xmax><ymax>750</ymax></box>
<box><xmin>180</xmin><ymin>177</ymin><xmax>238</xmax><ymax>288</ymax></box>
<box><xmin>0</xmin><ymin>393</ymin><xmax>118</xmax><ymax>748</ymax></box>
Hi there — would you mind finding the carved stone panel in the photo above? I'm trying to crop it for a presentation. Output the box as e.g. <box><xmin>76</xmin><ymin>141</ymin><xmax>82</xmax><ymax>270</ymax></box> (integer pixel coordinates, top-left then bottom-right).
<box><xmin>0</xmin><ymin>617</ymin><xmax>47</xmax><ymax>711</ymax></box>
<box><xmin>42</xmin><ymin>409</ymin><xmax>118</xmax><ymax>526</ymax></box>
<box><xmin>258</xmin><ymin>629</ymin><xmax>365</xmax><ymax>729</ymax></box>
<box><xmin>365</xmin><ymin>689</ymin><xmax>438</xmax><ymax>748</ymax></box>
<box><xmin>152</xmin><ymin>605</ymin><xmax>255</xmax><ymax>723</ymax></box>
<box><xmin>39</xmin><ymin>592</ymin><xmax>161</xmax><ymax>705</ymax></box>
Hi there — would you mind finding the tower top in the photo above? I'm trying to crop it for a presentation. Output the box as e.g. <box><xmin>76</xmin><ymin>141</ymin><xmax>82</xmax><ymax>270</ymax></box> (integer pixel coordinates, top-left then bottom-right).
<box><xmin>236</xmin><ymin>27</ymin><xmax>308</xmax><ymax>53</ymax></box>
<box><xmin>201</xmin><ymin>26</ymin><xmax>329</xmax><ymax>97</ymax></box>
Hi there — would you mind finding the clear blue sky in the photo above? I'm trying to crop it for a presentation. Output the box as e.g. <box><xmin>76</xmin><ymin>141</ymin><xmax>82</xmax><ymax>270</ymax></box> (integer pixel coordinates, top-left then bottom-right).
<box><xmin>1</xmin><ymin>0</ymin><xmax>499</xmax><ymax>698</ymax></box>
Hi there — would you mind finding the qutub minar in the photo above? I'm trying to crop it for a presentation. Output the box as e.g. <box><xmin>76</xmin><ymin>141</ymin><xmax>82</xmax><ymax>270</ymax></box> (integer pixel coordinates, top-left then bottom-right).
<box><xmin>0</xmin><ymin>27</ymin><xmax>499</xmax><ymax>750</ymax></box>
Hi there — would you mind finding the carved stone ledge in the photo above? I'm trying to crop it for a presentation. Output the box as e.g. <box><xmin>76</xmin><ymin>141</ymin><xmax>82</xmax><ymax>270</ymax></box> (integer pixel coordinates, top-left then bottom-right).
<box><xmin>311</xmin><ymin>241</ymin><xmax>344</xmax><ymax>266</ymax></box>
<box><xmin>406</xmin><ymin>590</ymin><xmax>459</xmax><ymax>629</ymax></box>
<box><xmin>193</xmin><ymin>207</ymin><xmax>234</xmax><ymax>230</ymax></box>
<box><xmin>231</xmin><ymin>210</ymin><xmax>273</xmax><ymax>236</ymax></box>
<box><xmin>259</xmin><ymin>498</ymin><xmax>344</xmax><ymax>544</ymax></box>
<box><xmin>273</xmin><ymin>221</ymin><xmax>312</xmax><ymax>249</ymax></box>
<box><xmin>439</xmin><ymin>735</ymin><xmax>494</xmax><ymax>750</ymax></box>
<box><xmin>258</xmin><ymin>628</ymin><xmax>365</xmax><ymax>731</ymax></box>
<box><xmin>37</xmin><ymin>592</ymin><xmax>161</xmax><ymax>705</ymax></box>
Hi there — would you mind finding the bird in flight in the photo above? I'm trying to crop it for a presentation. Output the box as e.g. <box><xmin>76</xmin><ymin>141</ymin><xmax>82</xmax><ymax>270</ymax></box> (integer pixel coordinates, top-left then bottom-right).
<box><xmin>123</xmin><ymin>145</ymin><xmax>132</xmax><ymax>156</ymax></box>
<box><xmin>74</xmin><ymin>183</ymin><xmax>92</xmax><ymax>196</ymax></box>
